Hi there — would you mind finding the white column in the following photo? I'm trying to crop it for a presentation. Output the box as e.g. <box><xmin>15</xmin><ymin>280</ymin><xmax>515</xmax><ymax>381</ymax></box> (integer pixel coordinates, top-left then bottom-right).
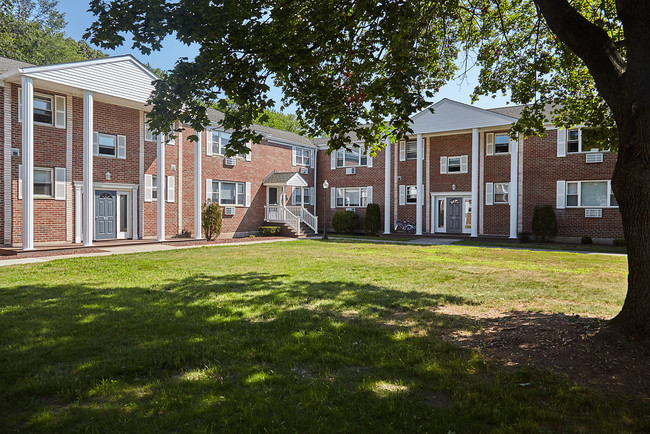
<box><xmin>157</xmin><ymin>135</ymin><xmax>165</xmax><ymax>241</ymax></box>
<box><xmin>509</xmin><ymin>133</ymin><xmax>519</xmax><ymax>239</ymax></box>
<box><xmin>383</xmin><ymin>138</ymin><xmax>391</xmax><ymax>234</ymax></box>
<box><xmin>82</xmin><ymin>91</ymin><xmax>94</xmax><ymax>246</ymax></box>
<box><xmin>194</xmin><ymin>131</ymin><xmax>202</xmax><ymax>239</ymax></box>
<box><xmin>471</xmin><ymin>128</ymin><xmax>479</xmax><ymax>237</ymax></box>
<box><xmin>74</xmin><ymin>184</ymin><xmax>82</xmax><ymax>243</ymax></box>
<box><xmin>21</xmin><ymin>77</ymin><xmax>34</xmax><ymax>250</ymax></box>
<box><xmin>132</xmin><ymin>187</ymin><xmax>138</xmax><ymax>239</ymax></box>
<box><xmin>416</xmin><ymin>134</ymin><xmax>423</xmax><ymax>235</ymax></box>
<box><xmin>301</xmin><ymin>187</ymin><xmax>305</xmax><ymax>208</ymax></box>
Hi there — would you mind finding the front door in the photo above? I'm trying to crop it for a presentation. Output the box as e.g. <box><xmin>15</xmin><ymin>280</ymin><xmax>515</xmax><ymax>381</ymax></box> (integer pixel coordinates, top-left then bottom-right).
<box><xmin>446</xmin><ymin>197</ymin><xmax>462</xmax><ymax>234</ymax></box>
<box><xmin>268</xmin><ymin>187</ymin><xmax>278</xmax><ymax>205</ymax></box>
<box><xmin>95</xmin><ymin>190</ymin><xmax>117</xmax><ymax>240</ymax></box>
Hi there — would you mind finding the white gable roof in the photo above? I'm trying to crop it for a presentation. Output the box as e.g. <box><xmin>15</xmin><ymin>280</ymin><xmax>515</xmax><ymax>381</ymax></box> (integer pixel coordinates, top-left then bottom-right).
<box><xmin>410</xmin><ymin>98</ymin><xmax>518</xmax><ymax>134</ymax></box>
<box><xmin>3</xmin><ymin>55</ymin><xmax>158</xmax><ymax>105</ymax></box>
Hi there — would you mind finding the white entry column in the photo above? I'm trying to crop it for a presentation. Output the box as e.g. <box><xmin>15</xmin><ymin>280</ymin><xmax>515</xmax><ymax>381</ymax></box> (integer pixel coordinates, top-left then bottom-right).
<box><xmin>416</xmin><ymin>134</ymin><xmax>423</xmax><ymax>235</ymax></box>
<box><xmin>82</xmin><ymin>90</ymin><xmax>94</xmax><ymax>247</ymax></box>
<box><xmin>194</xmin><ymin>131</ymin><xmax>202</xmax><ymax>239</ymax></box>
<box><xmin>383</xmin><ymin>137</ymin><xmax>391</xmax><ymax>234</ymax></box>
<box><xmin>509</xmin><ymin>133</ymin><xmax>519</xmax><ymax>239</ymax></box>
<box><xmin>157</xmin><ymin>134</ymin><xmax>166</xmax><ymax>241</ymax></box>
<box><xmin>21</xmin><ymin>77</ymin><xmax>34</xmax><ymax>250</ymax></box>
<box><xmin>471</xmin><ymin>128</ymin><xmax>479</xmax><ymax>237</ymax></box>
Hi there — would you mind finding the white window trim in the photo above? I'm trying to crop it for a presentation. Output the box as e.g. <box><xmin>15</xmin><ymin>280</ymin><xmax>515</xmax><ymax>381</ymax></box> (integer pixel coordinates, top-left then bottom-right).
<box><xmin>211</xmin><ymin>180</ymin><xmax>246</xmax><ymax>206</ymax></box>
<box><xmin>565</xmin><ymin>180</ymin><xmax>618</xmax><ymax>208</ymax></box>
<box><xmin>291</xmin><ymin>186</ymin><xmax>311</xmax><ymax>205</ymax></box>
<box><xmin>293</xmin><ymin>147</ymin><xmax>312</xmax><ymax>166</ymax></box>
<box><xmin>493</xmin><ymin>133</ymin><xmax>510</xmax><ymax>155</ymax></box>
<box><xmin>444</xmin><ymin>155</ymin><xmax>467</xmax><ymax>174</ymax></box>
<box><xmin>151</xmin><ymin>175</ymin><xmax>158</xmax><ymax>202</ymax></box>
<box><xmin>335</xmin><ymin>186</ymin><xmax>369</xmax><ymax>208</ymax></box>
<box><xmin>97</xmin><ymin>132</ymin><xmax>118</xmax><ymax>158</ymax></box>
<box><xmin>405</xmin><ymin>185</ymin><xmax>418</xmax><ymax>204</ymax></box>
<box><xmin>566</xmin><ymin>127</ymin><xmax>609</xmax><ymax>154</ymax></box>
<box><xmin>335</xmin><ymin>147</ymin><xmax>368</xmax><ymax>168</ymax></box>
<box><xmin>493</xmin><ymin>182</ymin><xmax>509</xmax><ymax>204</ymax></box>
<box><xmin>33</xmin><ymin>93</ymin><xmax>54</xmax><ymax>127</ymax></box>
<box><xmin>405</xmin><ymin>140</ymin><xmax>418</xmax><ymax>160</ymax></box>
<box><xmin>33</xmin><ymin>167</ymin><xmax>54</xmax><ymax>198</ymax></box>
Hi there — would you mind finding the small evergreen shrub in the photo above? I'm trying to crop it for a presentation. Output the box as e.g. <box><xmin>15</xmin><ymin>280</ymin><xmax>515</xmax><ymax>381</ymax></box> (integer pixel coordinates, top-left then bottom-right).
<box><xmin>581</xmin><ymin>235</ymin><xmax>593</xmax><ymax>244</ymax></box>
<box><xmin>202</xmin><ymin>202</ymin><xmax>222</xmax><ymax>241</ymax></box>
<box><xmin>531</xmin><ymin>205</ymin><xmax>557</xmax><ymax>242</ymax></box>
<box><xmin>258</xmin><ymin>226</ymin><xmax>281</xmax><ymax>236</ymax></box>
<box><xmin>332</xmin><ymin>210</ymin><xmax>359</xmax><ymax>233</ymax></box>
<box><xmin>364</xmin><ymin>203</ymin><xmax>381</xmax><ymax>235</ymax></box>
<box><xmin>613</xmin><ymin>239</ymin><xmax>626</xmax><ymax>247</ymax></box>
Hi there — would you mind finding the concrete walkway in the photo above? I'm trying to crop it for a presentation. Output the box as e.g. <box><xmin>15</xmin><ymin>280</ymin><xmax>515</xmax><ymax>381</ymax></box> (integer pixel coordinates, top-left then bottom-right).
<box><xmin>0</xmin><ymin>238</ymin><xmax>299</xmax><ymax>267</ymax></box>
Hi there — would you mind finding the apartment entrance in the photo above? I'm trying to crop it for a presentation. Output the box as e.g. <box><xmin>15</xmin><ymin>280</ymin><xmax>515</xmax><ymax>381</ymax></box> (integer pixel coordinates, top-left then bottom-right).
<box><xmin>432</xmin><ymin>193</ymin><xmax>472</xmax><ymax>235</ymax></box>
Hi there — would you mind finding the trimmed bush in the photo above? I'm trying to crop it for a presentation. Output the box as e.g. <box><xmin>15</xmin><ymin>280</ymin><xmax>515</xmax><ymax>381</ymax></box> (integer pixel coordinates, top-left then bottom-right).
<box><xmin>613</xmin><ymin>239</ymin><xmax>626</xmax><ymax>247</ymax></box>
<box><xmin>581</xmin><ymin>235</ymin><xmax>593</xmax><ymax>244</ymax></box>
<box><xmin>332</xmin><ymin>210</ymin><xmax>359</xmax><ymax>233</ymax></box>
<box><xmin>202</xmin><ymin>202</ymin><xmax>223</xmax><ymax>241</ymax></box>
<box><xmin>532</xmin><ymin>205</ymin><xmax>557</xmax><ymax>242</ymax></box>
<box><xmin>364</xmin><ymin>203</ymin><xmax>381</xmax><ymax>235</ymax></box>
<box><xmin>258</xmin><ymin>226</ymin><xmax>281</xmax><ymax>236</ymax></box>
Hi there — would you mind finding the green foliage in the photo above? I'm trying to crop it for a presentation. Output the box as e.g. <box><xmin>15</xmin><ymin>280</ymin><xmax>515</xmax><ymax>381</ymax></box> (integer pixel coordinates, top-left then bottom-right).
<box><xmin>332</xmin><ymin>210</ymin><xmax>359</xmax><ymax>234</ymax></box>
<box><xmin>582</xmin><ymin>236</ymin><xmax>593</xmax><ymax>245</ymax></box>
<box><xmin>255</xmin><ymin>109</ymin><xmax>307</xmax><ymax>136</ymax></box>
<box><xmin>201</xmin><ymin>201</ymin><xmax>222</xmax><ymax>241</ymax></box>
<box><xmin>613</xmin><ymin>239</ymin><xmax>626</xmax><ymax>247</ymax></box>
<box><xmin>531</xmin><ymin>205</ymin><xmax>558</xmax><ymax>242</ymax></box>
<box><xmin>364</xmin><ymin>203</ymin><xmax>381</xmax><ymax>235</ymax></box>
<box><xmin>0</xmin><ymin>0</ymin><xmax>105</xmax><ymax>65</ymax></box>
<box><xmin>258</xmin><ymin>225</ymin><xmax>281</xmax><ymax>236</ymax></box>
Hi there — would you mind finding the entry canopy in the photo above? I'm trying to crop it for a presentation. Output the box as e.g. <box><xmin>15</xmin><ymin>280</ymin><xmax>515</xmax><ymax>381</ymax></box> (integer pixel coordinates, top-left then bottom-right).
<box><xmin>262</xmin><ymin>171</ymin><xmax>309</xmax><ymax>187</ymax></box>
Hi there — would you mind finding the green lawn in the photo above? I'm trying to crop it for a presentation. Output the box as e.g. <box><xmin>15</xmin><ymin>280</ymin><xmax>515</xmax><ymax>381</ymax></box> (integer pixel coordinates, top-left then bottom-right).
<box><xmin>0</xmin><ymin>240</ymin><xmax>645</xmax><ymax>432</ymax></box>
<box><xmin>454</xmin><ymin>238</ymin><xmax>628</xmax><ymax>254</ymax></box>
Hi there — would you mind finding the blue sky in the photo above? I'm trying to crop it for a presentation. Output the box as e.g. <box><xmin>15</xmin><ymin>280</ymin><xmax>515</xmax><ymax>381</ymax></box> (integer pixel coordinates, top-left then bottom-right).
<box><xmin>58</xmin><ymin>0</ymin><xmax>512</xmax><ymax>112</ymax></box>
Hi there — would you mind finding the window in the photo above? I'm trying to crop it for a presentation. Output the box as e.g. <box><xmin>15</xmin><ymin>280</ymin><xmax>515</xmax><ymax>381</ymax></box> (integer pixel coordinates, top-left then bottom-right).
<box><xmin>405</xmin><ymin>141</ymin><xmax>417</xmax><ymax>160</ymax></box>
<box><xmin>294</xmin><ymin>148</ymin><xmax>311</xmax><ymax>166</ymax></box>
<box><xmin>567</xmin><ymin>128</ymin><xmax>602</xmax><ymax>153</ymax></box>
<box><xmin>336</xmin><ymin>187</ymin><xmax>368</xmax><ymax>207</ymax></box>
<box><xmin>211</xmin><ymin>131</ymin><xmax>232</xmax><ymax>155</ymax></box>
<box><xmin>437</xmin><ymin>199</ymin><xmax>445</xmax><ymax>229</ymax></box>
<box><xmin>494</xmin><ymin>183</ymin><xmax>509</xmax><ymax>204</ymax></box>
<box><xmin>33</xmin><ymin>95</ymin><xmax>53</xmax><ymax>125</ymax></box>
<box><xmin>566</xmin><ymin>180</ymin><xmax>617</xmax><ymax>207</ymax></box>
<box><xmin>494</xmin><ymin>134</ymin><xmax>509</xmax><ymax>154</ymax></box>
<box><xmin>211</xmin><ymin>181</ymin><xmax>245</xmax><ymax>206</ymax></box>
<box><xmin>406</xmin><ymin>185</ymin><xmax>418</xmax><ymax>203</ymax></box>
<box><xmin>98</xmin><ymin>133</ymin><xmax>117</xmax><ymax>157</ymax></box>
<box><xmin>336</xmin><ymin>147</ymin><xmax>368</xmax><ymax>167</ymax></box>
<box><xmin>447</xmin><ymin>156</ymin><xmax>461</xmax><ymax>173</ymax></box>
<box><xmin>33</xmin><ymin>168</ymin><xmax>53</xmax><ymax>197</ymax></box>
<box><xmin>292</xmin><ymin>187</ymin><xmax>310</xmax><ymax>205</ymax></box>
<box><xmin>151</xmin><ymin>175</ymin><xmax>158</xmax><ymax>201</ymax></box>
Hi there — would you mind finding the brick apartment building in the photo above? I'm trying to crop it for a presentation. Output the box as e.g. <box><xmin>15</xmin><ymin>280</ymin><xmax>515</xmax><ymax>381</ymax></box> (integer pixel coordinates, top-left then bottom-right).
<box><xmin>0</xmin><ymin>55</ymin><xmax>622</xmax><ymax>250</ymax></box>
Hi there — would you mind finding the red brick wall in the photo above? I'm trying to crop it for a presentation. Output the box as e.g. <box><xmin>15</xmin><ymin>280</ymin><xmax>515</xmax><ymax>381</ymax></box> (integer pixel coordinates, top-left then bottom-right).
<box><xmin>522</xmin><ymin>129</ymin><xmax>622</xmax><ymax>239</ymax></box>
<box><xmin>394</xmin><ymin>138</ymin><xmax>419</xmax><ymax>226</ymax></box>
<box><xmin>316</xmin><ymin>146</ymin><xmax>386</xmax><ymax>232</ymax></box>
<box><xmin>483</xmin><ymin>131</ymin><xmax>511</xmax><ymax>236</ymax></box>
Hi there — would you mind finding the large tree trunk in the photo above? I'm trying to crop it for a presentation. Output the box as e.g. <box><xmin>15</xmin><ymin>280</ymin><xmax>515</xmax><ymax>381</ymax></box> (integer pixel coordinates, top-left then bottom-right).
<box><xmin>610</xmin><ymin>119</ymin><xmax>650</xmax><ymax>338</ymax></box>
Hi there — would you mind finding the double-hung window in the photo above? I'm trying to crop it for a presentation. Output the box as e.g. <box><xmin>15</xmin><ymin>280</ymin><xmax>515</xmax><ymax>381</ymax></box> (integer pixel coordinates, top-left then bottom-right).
<box><xmin>447</xmin><ymin>157</ymin><xmax>461</xmax><ymax>173</ymax></box>
<box><xmin>292</xmin><ymin>187</ymin><xmax>310</xmax><ymax>205</ymax></box>
<box><xmin>336</xmin><ymin>148</ymin><xmax>367</xmax><ymax>167</ymax></box>
<box><xmin>566</xmin><ymin>181</ymin><xmax>617</xmax><ymax>207</ymax></box>
<box><xmin>494</xmin><ymin>134</ymin><xmax>509</xmax><ymax>154</ymax></box>
<box><xmin>405</xmin><ymin>141</ymin><xmax>417</xmax><ymax>160</ymax></box>
<box><xmin>33</xmin><ymin>168</ymin><xmax>53</xmax><ymax>197</ymax></box>
<box><xmin>211</xmin><ymin>131</ymin><xmax>231</xmax><ymax>155</ymax></box>
<box><xmin>33</xmin><ymin>95</ymin><xmax>53</xmax><ymax>125</ymax></box>
<box><xmin>567</xmin><ymin>128</ymin><xmax>601</xmax><ymax>153</ymax></box>
<box><xmin>406</xmin><ymin>185</ymin><xmax>418</xmax><ymax>203</ymax></box>
<box><xmin>494</xmin><ymin>183</ymin><xmax>509</xmax><ymax>204</ymax></box>
<box><xmin>98</xmin><ymin>133</ymin><xmax>117</xmax><ymax>157</ymax></box>
<box><xmin>211</xmin><ymin>181</ymin><xmax>245</xmax><ymax>206</ymax></box>
<box><xmin>294</xmin><ymin>148</ymin><xmax>311</xmax><ymax>166</ymax></box>
<box><xmin>151</xmin><ymin>175</ymin><xmax>158</xmax><ymax>201</ymax></box>
<box><xmin>335</xmin><ymin>187</ymin><xmax>368</xmax><ymax>207</ymax></box>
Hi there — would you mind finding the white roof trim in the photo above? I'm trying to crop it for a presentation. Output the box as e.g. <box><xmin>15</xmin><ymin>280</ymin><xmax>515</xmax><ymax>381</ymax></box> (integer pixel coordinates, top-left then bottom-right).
<box><xmin>19</xmin><ymin>55</ymin><xmax>159</xmax><ymax>81</ymax></box>
<box><xmin>412</xmin><ymin>98</ymin><xmax>518</xmax><ymax>123</ymax></box>
<box><xmin>265</xmin><ymin>137</ymin><xmax>317</xmax><ymax>149</ymax></box>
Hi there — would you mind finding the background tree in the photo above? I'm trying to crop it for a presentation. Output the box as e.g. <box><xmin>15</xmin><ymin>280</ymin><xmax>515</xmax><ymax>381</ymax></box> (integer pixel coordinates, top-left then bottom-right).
<box><xmin>255</xmin><ymin>109</ymin><xmax>307</xmax><ymax>136</ymax></box>
<box><xmin>0</xmin><ymin>0</ymin><xmax>105</xmax><ymax>64</ymax></box>
<box><xmin>86</xmin><ymin>0</ymin><xmax>649</xmax><ymax>338</ymax></box>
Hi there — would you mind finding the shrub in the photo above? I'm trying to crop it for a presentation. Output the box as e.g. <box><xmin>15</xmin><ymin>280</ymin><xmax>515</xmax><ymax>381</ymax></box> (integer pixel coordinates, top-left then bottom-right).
<box><xmin>202</xmin><ymin>202</ymin><xmax>222</xmax><ymax>241</ymax></box>
<box><xmin>364</xmin><ymin>203</ymin><xmax>381</xmax><ymax>235</ymax></box>
<box><xmin>581</xmin><ymin>235</ymin><xmax>593</xmax><ymax>244</ymax></box>
<box><xmin>332</xmin><ymin>210</ymin><xmax>359</xmax><ymax>233</ymax></box>
<box><xmin>258</xmin><ymin>226</ymin><xmax>281</xmax><ymax>236</ymax></box>
<box><xmin>531</xmin><ymin>205</ymin><xmax>557</xmax><ymax>242</ymax></box>
<box><xmin>613</xmin><ymin>238</ymin><xmax>626</xmax><ymax>247</ymax></box>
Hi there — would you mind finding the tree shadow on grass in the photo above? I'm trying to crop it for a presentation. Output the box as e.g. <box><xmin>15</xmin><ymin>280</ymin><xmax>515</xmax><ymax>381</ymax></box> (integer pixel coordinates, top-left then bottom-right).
<box><xmin>0</xmin><ymin>272</ymin><xmax>646</xmax><ymax>432</ymax></box>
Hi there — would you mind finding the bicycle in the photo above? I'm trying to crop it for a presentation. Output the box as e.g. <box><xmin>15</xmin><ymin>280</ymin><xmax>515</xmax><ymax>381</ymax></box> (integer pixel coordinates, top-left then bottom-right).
<box><xmin>394</xmin><ymin>219</ymin><xmax>416</xmax><ymax>233</ymax></box>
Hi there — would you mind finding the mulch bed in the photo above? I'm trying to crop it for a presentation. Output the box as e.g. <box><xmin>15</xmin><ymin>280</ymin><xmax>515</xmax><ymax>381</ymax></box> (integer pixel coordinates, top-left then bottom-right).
<box><xmin>0</xmin><ymin>248</ymin><xmax>108</xmax><ymax>260</ymax></box>
<box><xmin>443</xmin><ymin>309</ymin><xmax>650</xmax><ymax>399</ymax></box>
<box><xmin>164</xmin><ymin>236</ymin><xmax>293</xmax><ymax>247</ymax></box>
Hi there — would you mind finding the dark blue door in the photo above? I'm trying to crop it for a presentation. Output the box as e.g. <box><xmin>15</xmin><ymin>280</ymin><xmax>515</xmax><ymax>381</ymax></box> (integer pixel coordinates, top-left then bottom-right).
<box><xmin>95</xmin><ymin>190</ymin><xmax>116</xmax><ymax>240</ymax></box>
<box><xmin>446</xmin><ymin>197</ymin><xmax>462</xmax><ymax>233</ymax></box>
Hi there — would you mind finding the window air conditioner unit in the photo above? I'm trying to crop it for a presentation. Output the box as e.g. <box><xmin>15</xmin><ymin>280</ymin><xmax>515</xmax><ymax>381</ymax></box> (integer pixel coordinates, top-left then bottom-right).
<box><xmin>224</xmin><ymin>207</ymin><xmax>236</xmax><ymax>216</ymax></box>
<box><xmin>300</xmin><ymin>166</ymin><xmax>309</xmax><ymax>175</ymax></box>
<box><xmin>345</xmin><ymin>167</ymin><xmax>356</xmax><ymax>175</ymax></box>
<box><xmin>225</xmin><ymin>157</ymin><xmax>237</xmax><ymax>166</ymax></box>
<box><xmin>585</xmin><ymin>208</ymin><xmax>602</xmax><ymax>218</ymax></box>
<box><xmin>585</xmin><ymin>153</ymin><xmax>603</xmax><ymax>163</ymax></box>
<box><xmin>345</xmin><ymin>208</ymin><xmax>355</xmax><ymax>212</ymax></box>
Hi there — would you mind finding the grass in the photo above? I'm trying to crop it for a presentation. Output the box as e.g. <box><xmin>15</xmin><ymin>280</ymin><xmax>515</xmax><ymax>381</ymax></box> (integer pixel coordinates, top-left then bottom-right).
<box><xmin>329</xmin><ymin>233</ymin><xmax>415</xmax><ymax>241</ymax></box>
<box><xmin>455</xmin><ymin>238</ymin><xmax>628</xmax><ymax>254</ymax></box>
<box><xmin>0</xmin><ymin>240</ymin><xmax>646</xmax><ymax>432</ymax></box>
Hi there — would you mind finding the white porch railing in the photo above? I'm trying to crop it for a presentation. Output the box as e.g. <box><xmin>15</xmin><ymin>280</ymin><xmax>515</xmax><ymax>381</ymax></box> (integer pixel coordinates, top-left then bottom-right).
<box><xmin>265</xmin><ymin>205</ymin><xmax>318</xmax><ymax>235</ymax></box>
